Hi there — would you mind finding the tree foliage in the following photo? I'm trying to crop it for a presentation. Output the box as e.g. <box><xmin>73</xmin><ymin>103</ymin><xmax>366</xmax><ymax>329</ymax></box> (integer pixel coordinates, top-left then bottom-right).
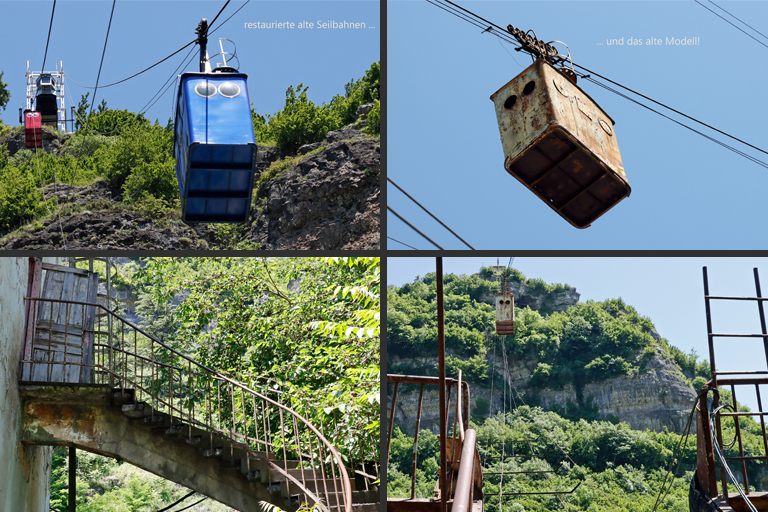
<box><xmin>388</xmin><ymin>268</ymin><xmax>712</xmax><ymax>419</ymax></box>
<box><xmin>0</xmin><ymin>71</ymin><xmax>10</xmax><ymax>111</ymax></box>
<box><xmin>138</xmin><ymin>257</ymin><xmax>380</xmax><ymax>465</ymax></box>
<box><xmin>0</xmin><ymin>64</ymin><xmax>379</xmax><ymax>237</ymax></box>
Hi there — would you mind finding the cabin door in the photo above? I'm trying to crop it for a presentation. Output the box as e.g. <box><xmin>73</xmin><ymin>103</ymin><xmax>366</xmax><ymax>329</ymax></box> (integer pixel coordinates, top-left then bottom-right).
<box><xmin>21</xmin><ymin>259</ymin><xmax>99</xmax><ymax>383</ymax></box>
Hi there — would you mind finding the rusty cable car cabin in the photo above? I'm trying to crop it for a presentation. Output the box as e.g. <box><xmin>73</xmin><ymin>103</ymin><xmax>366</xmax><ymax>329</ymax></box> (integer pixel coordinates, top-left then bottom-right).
<box><xmin>495</xmin><ymin>293</ymin><xmax>515</xmax><ymax>336</ymax></box>
<box><xmin>490</xmin><ymin>59</ymin><xmax>630</xmax><ymax>228</ymax></box>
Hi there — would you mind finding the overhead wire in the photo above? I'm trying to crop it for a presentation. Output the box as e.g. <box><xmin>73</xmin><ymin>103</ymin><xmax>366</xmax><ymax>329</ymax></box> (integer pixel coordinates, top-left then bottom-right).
<box><xmin>30</xmin><ymin>0</ymin><xmax>66</xmax><ymax>247</ymax></box>
<box><xmin>207</xmin><ymin>0</ymin><xmax>232</xmax><ymax>33</ymax></box>
<box><xmin>209</xmin><ymin>0</ymin><xmax>252</xmax><ymax>36</ymax></box>
<box><xmin>40</xmin><ymin>0</ymin><xmax>57</xmax><ymax>74</ymax></box>
<box><xmin>581</xmin><ymin>75</ymin><xmax>768</xmax><ymax>169</ymax></box>
<box><xmin>387</xmin><ymin>177</ymin><xmax>474</xmax><ymax>249</ymax></box>
<box><xmin>694</xmin><ymin>0</ymin><xmax>768</xmax><ymax>51</ymax></box>
<box><xmin>67</xmin><ymin>40</ymin><xmax>197</xmax><ymax>90</ymax></box>
<box><xmin>650</xmin><ymin>390</ymin><xmax>699</xmax><ymax>511</ymax></box>
<box><xmin>387</xmin><ymin>236</ymin><xmax>419</xmax><ymax>250</ymax></box>
<box><xmin>140</xmin><ymin>45</ymin><xmax>198</xmax><ymax>117</ymax></box>
<box><xmin>425</xmin><ymin>0</ymin><xmax>768</xmax><ymax>170</ymax></box>
<box><xmin>707</xmin><ymin>0</ymin><xmax>768</xmax><ymax>42</ymax></box>
<box><xmin>86</xmin><ymin>0</ymin><xmax>117</xmax><ymax>121</ymax></box>
<box><xmin>387</xmin><ymin>206</ymin><xmax>444</xmax><ymax>250</ymax></box>
<box><xmin>573</xmin><ymin>63</ymin><xmax>768</xmax><ymax>159</ymax></box>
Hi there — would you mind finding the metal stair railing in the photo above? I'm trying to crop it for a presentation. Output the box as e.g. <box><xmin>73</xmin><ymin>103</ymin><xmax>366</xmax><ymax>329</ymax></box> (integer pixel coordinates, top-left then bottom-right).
<box><xmin>20</xmin><ymin>296</ymin><xmax>354</xmax><ymax>512</ymax></box>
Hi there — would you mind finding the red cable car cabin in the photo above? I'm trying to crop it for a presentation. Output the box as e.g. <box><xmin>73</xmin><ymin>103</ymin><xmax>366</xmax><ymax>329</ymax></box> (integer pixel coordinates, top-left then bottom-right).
<box><xmin>23</xmin><ymin>110</ymin><xmax>42</xmax><ymax>149</ymax></box>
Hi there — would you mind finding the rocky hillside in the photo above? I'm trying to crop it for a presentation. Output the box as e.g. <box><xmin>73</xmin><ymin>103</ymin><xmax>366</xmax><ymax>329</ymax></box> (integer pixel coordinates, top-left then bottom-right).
<box><xmin>388</xmin><ymin>348</ymin><xmax>695</xmax><ymax>434</ymax></box>
<box><xmin>0</xmin><ymin>115</ymin><xmax>379</xmax><ymax>250</ymax></box>
<box><xmin>387</xmin><ymin>270</ymin><xmax>701</xmax><ymax>435</ymax></box>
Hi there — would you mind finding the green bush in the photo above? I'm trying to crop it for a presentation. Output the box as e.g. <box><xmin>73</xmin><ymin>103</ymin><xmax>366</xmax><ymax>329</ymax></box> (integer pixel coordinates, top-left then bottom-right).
<box><xmin>84</xmin><ymin>108</ymin><xmax>148</xmax><ymax>135</ymax></box>
<box><xmin>251</xmin><ymin>107</ymin><xmax>275</xmax><ymax>146</ymax></box>
<box><xmin>362</xmin><ymin>99</ymin><xmax>380</xmax><ymax>136</ymax></box>
<box><xmin>122</xmin><ymin>160</ymin><xmax>178</xmax><ymax>203</ymax></box>
<box><xmin>268</xmin><ymin>84</ymin><xmax>339</xmax><ymax>151</ymax></box>
<box><xmin>329</xmin><ymin>62</ymin><xmax>380</xmax><ymax>126</ymax></box>
<box><xmin>64</xmin><ymin>133</ymin><xmax>119</xmax><ymax>158</ymax></box>
<box><xmin>95</xmin><ymin>123</ymin><xmax>173</xmax><ymax>189</ymax></box>
<box><xmin>445</xmin><ymin>354</ymin><xmax>490</xmax><ymax>382</ymax></box>
<box><xmin>0</xmin><ymin>165</ymin><xmax>51</xmax><ymax>233</ymax></box>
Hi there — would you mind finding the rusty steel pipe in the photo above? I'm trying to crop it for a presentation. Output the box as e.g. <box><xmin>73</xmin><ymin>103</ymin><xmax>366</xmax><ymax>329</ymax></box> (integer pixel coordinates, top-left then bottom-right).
<box><xmin>452</xmin><ymin>429</ymin><xmax>477</xmax><ymax>512</ymax></box>
<box><xmin>436</xmin><ymin>257</ymin><xmax>447</xmax><ymax>512</ymax></box>
<box><xmin>411</xmin><ymin>384</ymin><xmax>425</xmax><ymax>499</ymax></box>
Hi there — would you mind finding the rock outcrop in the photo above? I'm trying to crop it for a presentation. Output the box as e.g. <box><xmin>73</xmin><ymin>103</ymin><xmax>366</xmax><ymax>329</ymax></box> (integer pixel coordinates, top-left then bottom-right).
<box><xmin>249</xmin><ymin>137</ymin><xmax>380</xmax><ymax>250</ymax></box>
<box><xmin>388</xmin><ymin>349</ymin><xmax>697</xmax><ymax>435</ymax></box>
<box><xmin>388</xmin><ymin>276</ymin><xmax>696</xmax><ymax>436</ymax></box>
<box><xmin>479</xmin><ymin>280</ymin><xmax>580</xmax><ymax>312</ymax></box>
<box><xmin>0</xmin><ymin>117</ymin><xmax>380</xmax><ymax>250</ymax></box>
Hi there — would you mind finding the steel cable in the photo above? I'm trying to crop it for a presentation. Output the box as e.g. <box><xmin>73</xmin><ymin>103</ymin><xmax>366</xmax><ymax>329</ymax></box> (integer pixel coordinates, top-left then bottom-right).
<box><xmin>387</xmin><ymin>177</ymin><xmax>474</xmax><ymax>249</ymax></box>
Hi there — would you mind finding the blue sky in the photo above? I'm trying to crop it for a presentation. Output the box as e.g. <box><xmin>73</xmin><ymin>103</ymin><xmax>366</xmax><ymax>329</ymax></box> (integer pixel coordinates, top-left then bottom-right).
<box><xmin>388</xmin><ymin>256</ymin><xmax>768</xmax><ymax>411</ymax></box>
<box><xmin>0</xmin><ymin>1</ymin><xmax>379</xmax><ymax>127</ymax></box>
<box><xmin>387</xmin><ymin>1</ymin><xmax>768</xmax><ymax>250</ymax></box>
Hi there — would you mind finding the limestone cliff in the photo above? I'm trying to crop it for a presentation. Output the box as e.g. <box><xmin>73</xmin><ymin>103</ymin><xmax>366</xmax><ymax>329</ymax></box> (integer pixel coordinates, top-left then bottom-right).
<box><xmin>388</xmin><ymin>275</ymin><xmax>698</xmax><ymax>436</ymax></box>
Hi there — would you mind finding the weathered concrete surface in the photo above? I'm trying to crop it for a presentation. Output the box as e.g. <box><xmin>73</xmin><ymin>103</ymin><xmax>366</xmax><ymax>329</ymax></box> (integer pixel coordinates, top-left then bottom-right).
<box><xmin>0</xmin><ymin>257</ymin><xmax>56</xmax><ymax>512</ymax></box>
<box><xmin>20</xmin><ymin>385</ymin><xmax>284</xmax><ymax>511</ymax></box>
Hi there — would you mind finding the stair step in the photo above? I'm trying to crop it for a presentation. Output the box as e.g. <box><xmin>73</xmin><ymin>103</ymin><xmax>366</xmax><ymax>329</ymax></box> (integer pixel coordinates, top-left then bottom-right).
<box><xmin>256</xmin><ymin>459</ymin><xmax>302</xmax><ymax>483</ymax></box>
<box><xmin>121</xmin><ymin>402</ymin><xmax>148</xmax><ymax>419</ymax></box>
<box><xmin>204</xmin><ymin>447</ymin><xmax>223</xmax><ymax>458</ymax></box>
<box><xmin>111</xmin><ymin>389</ymin><xmax>135</xmax><ymax>406</ymax></box>
<box><xmin>321</xmin><ymin>489</ymin><xmax>380</xmax><ymax>507</ymax></box>
<box><xmin>280</xmin><ymin>478</ymin><xmax>356</xmax><ymax>497</ymax></box>
<box><xmin>269</xmin><ymin>467</ymin><xmax>357</xmax><ymax>482</ymax></box>
<box><xmin>165</xmin><ymin>424</ymin><xmax>185</xmax><ymax>436</ymax></box>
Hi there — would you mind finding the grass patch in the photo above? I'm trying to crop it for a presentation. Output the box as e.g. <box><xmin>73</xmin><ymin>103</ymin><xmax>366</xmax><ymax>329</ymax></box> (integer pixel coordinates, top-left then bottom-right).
<box><xmin>254</xmin><ymin>145</ymin><xmax>326</xmax><ymax>200</ymax></box>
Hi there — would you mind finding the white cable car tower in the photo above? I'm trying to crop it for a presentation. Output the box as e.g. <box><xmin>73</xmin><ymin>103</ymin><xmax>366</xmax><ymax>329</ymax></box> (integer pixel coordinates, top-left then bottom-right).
<box><xmin>24</xmin><ymin>60</ymin><xmax>68</xmax><ymax>132</ymax></box>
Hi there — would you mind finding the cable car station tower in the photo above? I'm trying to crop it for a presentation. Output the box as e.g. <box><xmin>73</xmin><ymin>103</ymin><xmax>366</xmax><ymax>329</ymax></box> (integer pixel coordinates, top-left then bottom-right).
<box><xmin>22</xmin><ymin>60</ymin><xmax>68</xmax><ymax>132</ymax></box>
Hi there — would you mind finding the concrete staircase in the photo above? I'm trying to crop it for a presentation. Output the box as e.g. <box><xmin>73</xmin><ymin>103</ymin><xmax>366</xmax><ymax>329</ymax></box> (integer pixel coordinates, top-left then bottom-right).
<box><xmin>20</xmin><ymin>385</ymin><xmax>379</xmax><ymax>512</ymax></box>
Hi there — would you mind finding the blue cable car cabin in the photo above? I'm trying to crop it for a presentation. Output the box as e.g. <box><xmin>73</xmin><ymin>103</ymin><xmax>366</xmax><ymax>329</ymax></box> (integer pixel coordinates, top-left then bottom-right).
<box><xmin>173</xmin><ymin>71</ymin><xmax>257</xmax><ymax>223</ymax></box>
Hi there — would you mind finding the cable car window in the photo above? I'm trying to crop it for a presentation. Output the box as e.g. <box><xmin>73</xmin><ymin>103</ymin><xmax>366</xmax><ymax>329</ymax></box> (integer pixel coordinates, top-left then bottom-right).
<box><xmin>195</xmin><ymin>82</ymin><xmax>217</xmax><ymax>98</ymax></box>
<box><xmin>218</xmin><ymin>82</ymin><xmax>241</xmax><ymax>98</ymax></box>
<box><xmin>522</xmin><ymin>80</ymin><xmax>536</xmax><ymax>95</ymax></box>
<box><xmin>503</xmin><ymin>95</ymin><xmax>517</xmax><ymax>110</ymax></box>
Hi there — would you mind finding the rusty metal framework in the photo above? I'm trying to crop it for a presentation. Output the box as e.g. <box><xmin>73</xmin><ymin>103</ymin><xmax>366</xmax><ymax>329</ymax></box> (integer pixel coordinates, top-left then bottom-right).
<box><xmin>386</xmin><ymin>374</ymin><xmax>472</xmax><ymax>502</ymax></box>
<box><xmin>19</xmin><ymin>292</ymin><xmax>373</xmax><ymax>512</ymax></box>
<box><xmin>694</xmin><ymin>267</ymin><xmax>768</xmax><ymax>511</ymax></box>
<box><xmin>387</xmin><ymin>259</ymin><xmax>481</xmax><ymax>512</ymax></box>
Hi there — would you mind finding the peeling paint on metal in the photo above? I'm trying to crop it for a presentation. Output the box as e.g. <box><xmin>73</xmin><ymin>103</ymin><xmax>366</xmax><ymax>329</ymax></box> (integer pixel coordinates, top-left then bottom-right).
<box><xmin>490</xmin><ymin>60</ymin><xmax>630</xmax><ymax>228</ymax></box>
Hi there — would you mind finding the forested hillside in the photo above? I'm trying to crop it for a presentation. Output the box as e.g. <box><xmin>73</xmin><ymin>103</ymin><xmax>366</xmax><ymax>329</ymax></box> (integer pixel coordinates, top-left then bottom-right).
<box><xmin>386</xmin><ymin>267</ymin><xmax>768</xmax><ymax>511</ymax></box>
<box><xmin>0</xmin><ymin>63</ymin><xmax>380</xmax><ymax>250</ymax></box>
<box><xmin>387</xmin><ymin>267</ymin><xmax>710</xmax><ymax>405</ymax></box>
<box><xmin>50</xmin><ymin>256</ymin><xmax>380</xmax><ymax>511</ymax></box>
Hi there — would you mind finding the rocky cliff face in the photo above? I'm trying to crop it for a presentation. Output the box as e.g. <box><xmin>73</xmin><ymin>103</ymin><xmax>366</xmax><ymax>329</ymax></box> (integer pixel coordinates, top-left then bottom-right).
<box><xmin>388</xmin><ymin>278</ymin><xmax>697</xmax><ymax>436</ymax></box>
<box><xmin>249</xmin><ymin>136</ymin><xmax>380</xmax><ymax>250</ymax></box>
<box><xmin>388</xmin><ymin>349</ymin><xmax>697</xmax><ymax>435</ymax></box>
<box><xmin>478</xmin><ymin>280</ymin><xmax>580</xmax><ymax>312</ymax></box>
<box><xmin>0</xmin><ymin>115</ymin><xmax>379</xmax><ymax>250</ymax></box>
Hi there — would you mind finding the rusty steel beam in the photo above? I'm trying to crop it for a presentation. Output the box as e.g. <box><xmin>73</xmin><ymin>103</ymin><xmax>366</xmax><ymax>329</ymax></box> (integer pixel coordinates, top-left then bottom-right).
<box><xmin>451</xmin><ymin>429</ymin><xmax>476</xmax><ymax>512</ymax></box>
<box><xmin>411</xmin><ymin>384</ymin><xmax>425</xmax><ymax>500</ymax></box>
<box><xmin>436</xmin><ymin>257</ymin><xmax>447</xmax><ymax>512</ymax></box>
<box><xmin>387</xmin><ymin>381</ymin><xmax>399</xmax><ymax>467</ymax></box>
